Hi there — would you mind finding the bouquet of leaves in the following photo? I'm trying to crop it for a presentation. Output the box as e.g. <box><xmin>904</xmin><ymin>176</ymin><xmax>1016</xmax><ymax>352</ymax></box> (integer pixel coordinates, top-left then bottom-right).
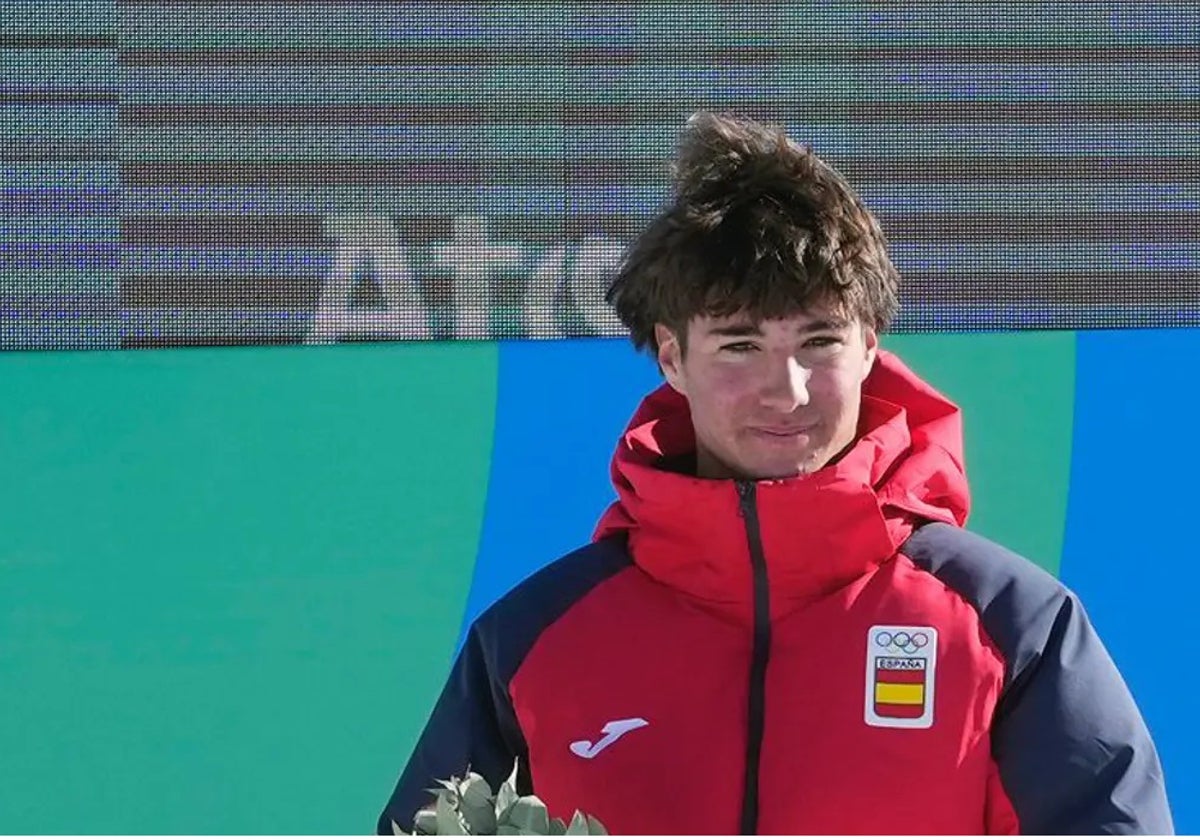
<box><xmin>395</xmin><ymin>759</ymin><xmax>607</xmax><ymax>836</ymax></box>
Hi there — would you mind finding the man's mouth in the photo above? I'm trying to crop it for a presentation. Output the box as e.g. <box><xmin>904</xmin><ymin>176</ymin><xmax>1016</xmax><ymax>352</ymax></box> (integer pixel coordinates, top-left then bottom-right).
<box><xmin>752</xmin><ymin>425</ymin><xmax>815</xmax><ymax>438</ymax></box>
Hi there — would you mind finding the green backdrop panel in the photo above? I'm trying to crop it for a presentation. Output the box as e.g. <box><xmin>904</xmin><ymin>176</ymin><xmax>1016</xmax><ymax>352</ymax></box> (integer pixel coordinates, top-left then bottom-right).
<box><xmin>886</xmin><ymin>331</ymin><xmax>1076</xmax><ymax>575</ymax></box>
<box><xmin>0</xmin><ymin>342</ymin><xmax>498</xmax><ymax>833</ymax></box>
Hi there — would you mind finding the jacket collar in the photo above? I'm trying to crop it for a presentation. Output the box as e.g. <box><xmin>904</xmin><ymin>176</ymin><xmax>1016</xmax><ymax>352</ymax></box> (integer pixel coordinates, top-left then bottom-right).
<box><xmin>593</xmin><ymin>350</ymin><xmax>970</xmax><ymax>624</ymax></box>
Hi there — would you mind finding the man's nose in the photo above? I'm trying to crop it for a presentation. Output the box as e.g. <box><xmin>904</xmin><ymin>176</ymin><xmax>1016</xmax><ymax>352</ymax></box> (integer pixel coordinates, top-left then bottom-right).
<box><xmin>760</xmin><ymin>356</ymin><xmax>811</xmax><ymax>412</ymax></box>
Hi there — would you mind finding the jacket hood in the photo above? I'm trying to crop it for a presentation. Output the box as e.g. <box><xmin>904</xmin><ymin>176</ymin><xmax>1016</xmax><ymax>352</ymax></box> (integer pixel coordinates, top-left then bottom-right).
<box><xmin>593</xmin><ymin>350</ymin><xmax>970</xmax><ymax>623</ymax></box>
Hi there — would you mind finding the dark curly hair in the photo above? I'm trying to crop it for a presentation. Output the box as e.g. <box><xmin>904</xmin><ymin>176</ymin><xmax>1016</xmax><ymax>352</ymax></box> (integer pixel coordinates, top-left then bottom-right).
<box><xmin>606</xmin><ymin>111</ymin><xmax>900</xmax><ymax>355</ymax></box>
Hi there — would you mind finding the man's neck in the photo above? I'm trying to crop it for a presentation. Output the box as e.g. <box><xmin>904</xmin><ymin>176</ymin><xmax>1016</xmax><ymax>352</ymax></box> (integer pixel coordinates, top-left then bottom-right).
<box><xmin>658</xmin><ymin>451</ymin><xmax>699</xmax><ymax>476</ymax></box>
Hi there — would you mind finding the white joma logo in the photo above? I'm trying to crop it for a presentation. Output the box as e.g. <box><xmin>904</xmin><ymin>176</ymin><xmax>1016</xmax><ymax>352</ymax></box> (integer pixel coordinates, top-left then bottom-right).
<box><xmin>569</xmin><ymin>718</ymin><xmax>649</xmax><ymax>759</ymax></box>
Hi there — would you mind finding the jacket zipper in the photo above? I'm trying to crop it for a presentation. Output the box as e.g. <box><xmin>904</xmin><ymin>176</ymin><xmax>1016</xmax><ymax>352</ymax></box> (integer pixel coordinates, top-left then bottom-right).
<box><xmin>736</xmin><ymin>481</ymin><xmax>771</xmax><ymax>835</ymax></box>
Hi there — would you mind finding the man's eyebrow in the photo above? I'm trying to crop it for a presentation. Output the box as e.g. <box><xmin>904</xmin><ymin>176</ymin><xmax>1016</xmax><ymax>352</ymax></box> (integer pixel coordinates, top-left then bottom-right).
<box><xmin>704</xmin><ymin>319</ymin><xmax>850</xmax><ymax>338</ymax></box>
<box><xmin>706</xmin><ymin>323</ymin><xmax>764</xmax><ymax>338</ymax></box>
<box><xmin>800</xmin><ymin>318</ymin><xmax>852</xmax><ymax>333</ymax></box>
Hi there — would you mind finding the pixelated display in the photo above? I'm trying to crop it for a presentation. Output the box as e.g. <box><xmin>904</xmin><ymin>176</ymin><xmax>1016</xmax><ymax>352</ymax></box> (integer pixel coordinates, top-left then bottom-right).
<box><xmin>2</xmin><ymin>1</ymin><xmax>1198</xmax><ymax>349</ymax></box>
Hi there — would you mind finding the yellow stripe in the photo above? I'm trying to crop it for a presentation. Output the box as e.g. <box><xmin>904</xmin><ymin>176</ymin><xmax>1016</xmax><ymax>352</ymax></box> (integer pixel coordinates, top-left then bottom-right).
<box><xmin>874</xmin><ymin>682</ymin><xmax>925</xmax><ymax>705</ymax></box>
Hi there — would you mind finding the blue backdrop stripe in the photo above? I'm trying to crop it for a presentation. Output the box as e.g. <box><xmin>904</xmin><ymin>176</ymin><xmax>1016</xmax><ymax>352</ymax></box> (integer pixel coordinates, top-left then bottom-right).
<box><xmin>458</xmin><ymin>338</ymin><xmax>662</xmax><ymax>648</ymax></box>
<box><xmin>1060</xmin><ymin>328</ymin><xmax>1193</xmax><ymax>827</ymax></box>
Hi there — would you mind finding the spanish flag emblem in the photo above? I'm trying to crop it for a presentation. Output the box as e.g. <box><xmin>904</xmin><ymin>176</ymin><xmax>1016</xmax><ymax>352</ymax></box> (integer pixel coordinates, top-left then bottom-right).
<box><xmin>873</xmin><ymin>660</ymin><xmax>927</xmax><ymax>719</ymax></box>
<box><xmin>864</xmin><ymin>625</ymin><xmax>938</xmax><ymax>729</ymax></box>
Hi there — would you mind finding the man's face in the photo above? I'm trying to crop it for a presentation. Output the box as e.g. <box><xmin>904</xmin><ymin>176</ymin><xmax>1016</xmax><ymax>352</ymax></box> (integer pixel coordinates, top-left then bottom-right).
<box><xmin>655</xmin><ymin>307</ymin><xmax>878</xmax><ymax>481</ymax></box>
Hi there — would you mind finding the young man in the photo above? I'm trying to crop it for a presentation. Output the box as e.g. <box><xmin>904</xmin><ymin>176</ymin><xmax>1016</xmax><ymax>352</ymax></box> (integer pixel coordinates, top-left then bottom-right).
<box><xmin>378</xmin><ymin>113</ymin><xmax>1172</xmax><ymax>834</ymax></box>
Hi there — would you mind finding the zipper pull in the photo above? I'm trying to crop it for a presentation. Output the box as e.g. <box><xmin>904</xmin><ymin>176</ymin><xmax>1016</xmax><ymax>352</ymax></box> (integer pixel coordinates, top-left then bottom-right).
<box><xmin>736</xmin><ymin>480</ymin><xmax>756</xmax><ymax>515</ymax></box>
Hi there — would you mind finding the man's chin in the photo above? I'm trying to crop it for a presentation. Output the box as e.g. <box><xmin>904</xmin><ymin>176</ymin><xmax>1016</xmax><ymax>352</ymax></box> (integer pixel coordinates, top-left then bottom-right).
<box><xmin>746</xmin><ymin>449</ymin><xmax>835</xmax><ymax>481</ymax></box>
<box><xmin>698</xmin><ymin>446</ymin><xmax>827</xmax><ymax>481</ymax></box>
<box><xmin>736</xmin><ymin>458</ymin><xmax>824</xmax><ymax>482</ymax></box>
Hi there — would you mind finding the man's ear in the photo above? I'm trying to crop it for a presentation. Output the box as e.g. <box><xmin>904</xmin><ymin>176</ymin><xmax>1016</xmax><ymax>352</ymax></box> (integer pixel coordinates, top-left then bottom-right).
<box><xmin>655</xmin><ymin>323</ymin><xmax>687</xmax><ymax>396</ymax></box>
<box><xmin>861</xmin><ymin>325</ymin><xmax>879</xmax><ymax>381</ymax></box>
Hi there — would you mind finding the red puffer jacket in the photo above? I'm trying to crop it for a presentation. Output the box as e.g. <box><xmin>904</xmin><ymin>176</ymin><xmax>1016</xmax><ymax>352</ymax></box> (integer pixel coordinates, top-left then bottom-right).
<box><xmin>380</xmin><ymin>351</ymin><xmax>1171</xmax><ymax>835</ymax></box>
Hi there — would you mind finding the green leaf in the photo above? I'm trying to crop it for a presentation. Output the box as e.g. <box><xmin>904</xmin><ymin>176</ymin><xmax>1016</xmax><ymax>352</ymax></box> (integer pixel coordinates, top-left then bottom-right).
<box><xmin>496</xmin><ymin>827</ymin><xmax>522</xmax><ymax>836</ymax></box>
<box><xmin>585</xmin><ymin>815</ymin><xmax>608</xmax><ymax>836</ymax></box>
<box><xmin>461</xmin><ymin>773</ymin><xmax>493</xmax><ymax>807</ymax></box>
<box><xmin>495</xmin><ymin>778</ymin><xmax>519</xmax><ymax>820</ymax></box>
<box><xmin>436</xmin><ymin>792</ymin><xmax>468</xmax><ymax>835</ymax></box>
<box><xmin>564</xmin><ymin>812</ymin><xmax>590</xmax><ymax>836</ymax></box>
<box><xmin>413</xmin><ymin>811</ymin><xmax>438</xmax><ymax>836</ymax></box>
<box><xmin>506</xmin><ymin>757</ymin><xmax>521</xmax><ymax>792</ymax></box>
<box><xmin>506</xmin><ymin>796</ymin><xmax>550</xmax><ymax>835</ymax></box>
<box><xmin>549</xmin><ymin>816</ymin><xmax>567</xmax><ymax>835</ymax></box>
<box><xmin>435</xmin><ymin>788</ymin><xmax>460</xmax><ymax>814</ymax></box>
<box><xmin>459</xmin><ymin>773</ymin><xmax>498</xmax><ymax>834</ymax></box>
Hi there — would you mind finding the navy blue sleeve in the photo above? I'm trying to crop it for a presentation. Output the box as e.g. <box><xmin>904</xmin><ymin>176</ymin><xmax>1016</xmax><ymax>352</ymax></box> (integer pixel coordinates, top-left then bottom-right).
<box><xmin>376</xmin><ymin>538</ymin><xmax>632</xmax><ymax>834</ymax></box>
<box><xmin>904</xmin><ymin>523</ymin><xmax>1173</xmax><ymax>835</ymax></box>
<box><xmin>376</xmin><ymin>619</ymin><xmax>530</xmax><ymax>834</ymax></box>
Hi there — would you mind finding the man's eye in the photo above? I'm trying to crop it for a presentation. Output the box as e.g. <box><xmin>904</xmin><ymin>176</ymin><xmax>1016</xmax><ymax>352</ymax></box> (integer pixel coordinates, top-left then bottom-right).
<box><xmin>721</xmin><ymin>342</ymin><xmax>757</xmax><ymax>353</ymax></box>
<box><xmin>806</xmin><ymin>336</ymin><xmax>842</xmax><ymax>348</ymax></box>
